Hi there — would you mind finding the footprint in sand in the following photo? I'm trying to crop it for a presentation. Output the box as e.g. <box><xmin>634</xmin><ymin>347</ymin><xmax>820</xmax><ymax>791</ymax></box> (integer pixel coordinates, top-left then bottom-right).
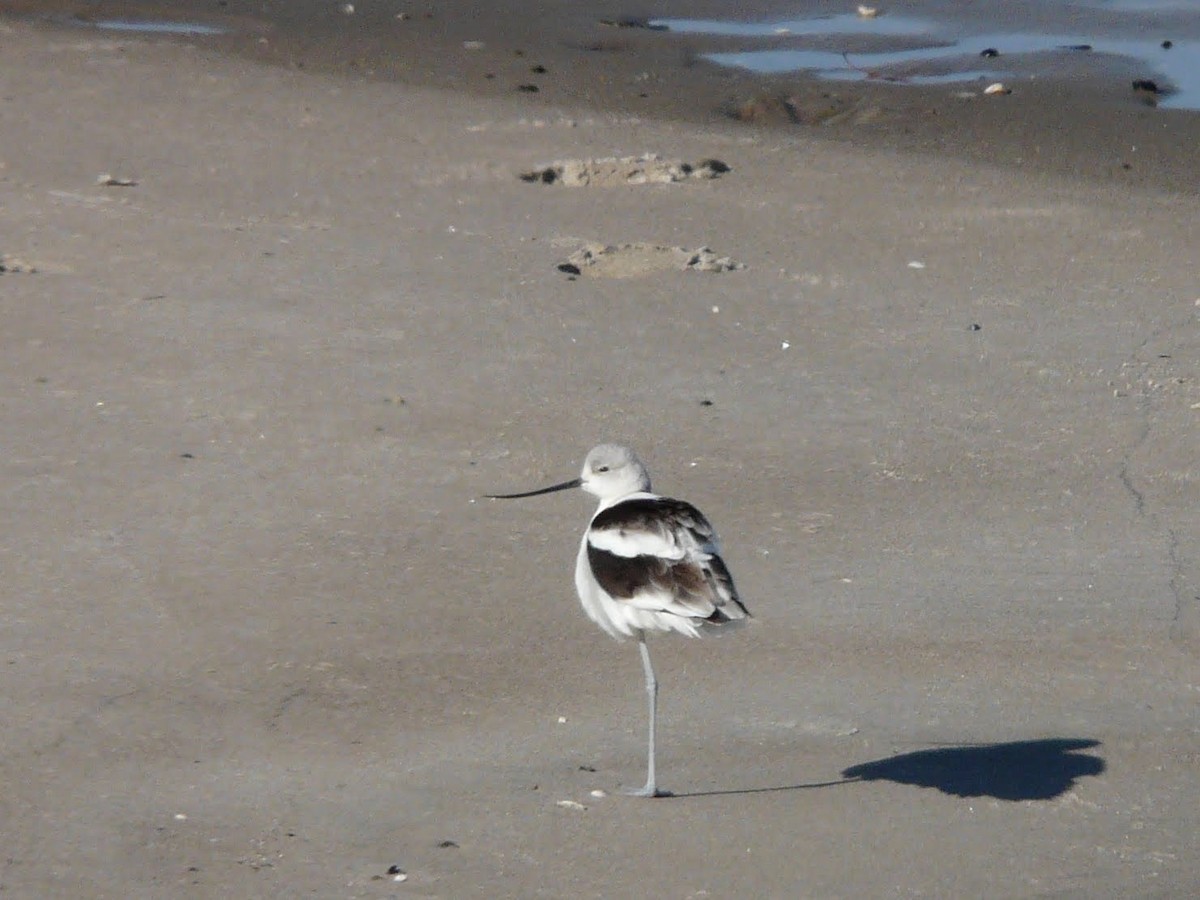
<box><xmin>558</xmin><ymin>242</ymin><xmax>744</xmax><ymax>278</ymax></box>
<box><xmin>521</xmin><ymin>154</ymin><xmax>730</xmax><ymax>186</ymax></box>
<box><xmin>0</xmin><ymin>254</ymin><xmax>43</xmax><ymax>274</ymax></box>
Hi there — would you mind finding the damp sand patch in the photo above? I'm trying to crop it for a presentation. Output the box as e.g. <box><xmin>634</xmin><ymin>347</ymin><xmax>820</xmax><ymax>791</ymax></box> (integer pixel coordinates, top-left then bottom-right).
<box><xmin>521</xmin><ymin>155</ymin><xmax>730</xmax><ymax>186</ymax></box>
<box><xmin>557</xmin><ymin>243</ymin><xmax>744</xmax><ymax>278</ymax></box>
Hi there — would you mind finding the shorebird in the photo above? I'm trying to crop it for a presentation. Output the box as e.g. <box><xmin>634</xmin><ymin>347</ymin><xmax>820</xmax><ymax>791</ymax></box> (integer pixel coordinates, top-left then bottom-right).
<box><xmin>487</xmin><ymin>443</ymin><xmax>749</xmax><ymax>797</ymax></box>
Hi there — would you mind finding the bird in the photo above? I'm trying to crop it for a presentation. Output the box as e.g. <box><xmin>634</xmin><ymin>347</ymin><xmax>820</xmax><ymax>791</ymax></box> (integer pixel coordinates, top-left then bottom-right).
<box><xmin>486</xmin><ymin>443</ymin><xmax>749</xmax><ymax>797</ymax></box>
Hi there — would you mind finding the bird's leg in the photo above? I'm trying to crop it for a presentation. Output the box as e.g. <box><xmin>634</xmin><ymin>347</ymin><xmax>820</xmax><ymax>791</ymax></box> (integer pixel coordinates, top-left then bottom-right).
<box><xmin>623</xmin><ymin>634</ymin><xmax>668</xmax><ymax>797</ymax></box>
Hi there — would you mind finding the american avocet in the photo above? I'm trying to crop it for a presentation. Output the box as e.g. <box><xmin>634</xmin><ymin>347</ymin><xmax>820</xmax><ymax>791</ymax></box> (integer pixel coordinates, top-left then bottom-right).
<box><xmin>487</xmin><ymin>443</ymin><xmax>749</xmax><ymax>797</ymax></box>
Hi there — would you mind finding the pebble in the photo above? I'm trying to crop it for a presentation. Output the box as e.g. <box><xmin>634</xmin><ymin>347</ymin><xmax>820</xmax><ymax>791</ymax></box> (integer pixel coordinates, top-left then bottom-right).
<box><xmin>556</xmin><ymin>799</ymin><xmax>587</xmax><ymax>810</ymax></box>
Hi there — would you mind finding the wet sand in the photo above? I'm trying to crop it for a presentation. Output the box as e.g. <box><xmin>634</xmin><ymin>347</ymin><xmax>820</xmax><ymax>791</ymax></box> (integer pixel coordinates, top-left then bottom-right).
<box><xmin>2</xmin><ymin>4</ymin><xmax>1199</xmax><ymax>897</ymax></box>
<box><xmin>6</xmin><ymin>0</ymin><xmax>1200</xmax><ymax>192</ymax></box>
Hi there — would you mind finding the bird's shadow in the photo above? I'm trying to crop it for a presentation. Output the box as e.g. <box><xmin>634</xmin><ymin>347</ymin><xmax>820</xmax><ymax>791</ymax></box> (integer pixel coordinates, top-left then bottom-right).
<box><xmin>841</xmin><ymin>737</ymin><xmax>1105</xmax><ymax>800</ymax></box>
<box><xmin>674</xmin><ymin>737</ymin><xmax>1105</xmax><ymax>801</ymax></box>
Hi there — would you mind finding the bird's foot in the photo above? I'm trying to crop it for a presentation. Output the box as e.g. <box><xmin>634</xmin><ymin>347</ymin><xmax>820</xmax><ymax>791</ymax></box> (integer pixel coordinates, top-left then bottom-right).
<box><xmin>621</xmin><ymin>784</ymin><xmax>672</xmax><ymax>798</ymax></box>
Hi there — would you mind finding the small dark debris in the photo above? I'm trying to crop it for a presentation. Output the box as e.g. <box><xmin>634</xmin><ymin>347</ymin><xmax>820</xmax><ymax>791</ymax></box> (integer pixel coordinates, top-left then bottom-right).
<box><xmin>386</xmin><ymin>864</ymin><xmax>406</xmax><ymax>876</ymax></box>
<box><xmin>680</xmin><ymin>162</ymin><xmax>694</xmax><ymax>175</ymax></box>
<box><xmin>437</xmin><ymin>840</ymin><xmax>459</xmax><ymax>849</ymax></box>
<box><xmin>531</xmin><ymin>64</ymin><xmax>547</xmax><ymax>74</ymax></box>
<box><xmin>34</xmin><ymin>376</ymin><xmax>48</xmax><ymax>384</ymax></box>
<box><xmin>516</xmin><ymin>83</ymin><xmax>540</xmax><ymax>93</ymax></box>
<box><xmin>1132</xmin><ymin>79</ymin><xmax>1164</xmax><ymax>106</ymax></box>
<box><xmin>578</xmin><ymin>764</ymin><xmax>597</xmax><ymax>772</ymax></box>
<box><xmin>484</xmin><ymin>72</ymin><xmax>495</xmax><ymax>79</ymax></box>
<box><xmin>698</xmin><ymin>158</ymin><xmax>731</xmax><ymax>174</ymax></box>
<box><xmin>515</xmin><ymin>49</ymin><xmax>525</xmax><ymax>56</ymax></box>
<box><xmin>1122</xmin><ymin>162</ymin><xmax>1133</xmax><ymax>170</ymax></box>
<box><xmin>699</xmin><ymin>399</ymin><xmax>714</xmax><ymax>407</ymax></box>
<box><xmin>979</xmin><ymin>48</ymin><xmax>999</xmax><ymax>58</ymax></box>
<box><xmin>599</xmin><ymin>17</ymin><xmax>668</xmax><ymax>31</ymax></box>
<box><xmin>180</xmin><ymin>452</ymin><xmax>195</xmax><ymax>459</ymax></box>
<box><xmin>187</xmin><ymin>866</ymin><xmax>200</xmax><ymax>872</ymax></box>
<box><xmin>558</xmin><ymin>263</ymin><xmax>582</xmax><ymax>276</ymax></box>
<box><xmin>638</xmin><ymin>92</ymin><xmax>648</xmax><ymax>98</ymax></box>
<box><xmin>968</xmin><ymin>323</ymin><xmax>982</xmax><ymax>332</ymax></box>
<box><xmin>1162</xmin><ymin>40</ymin><xmax>1173</xmax><ymax>49</ymax></box>
<box><xmin>1060</xmin><ymin>44</ymin><xmax>1092</xmax><ymax>51</ymax></box>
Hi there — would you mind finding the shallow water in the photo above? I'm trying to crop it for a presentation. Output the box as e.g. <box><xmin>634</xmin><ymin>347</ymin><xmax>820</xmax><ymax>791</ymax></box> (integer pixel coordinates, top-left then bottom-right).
<box><xmin>83</xmin><ymin>19</ymin><xmax>227</xmax><ymax>36</ymax></box>
<box><xmin>653</xmin><ymin>11</ymin><xmax>1200</xmax><ymax>110</ymax></box>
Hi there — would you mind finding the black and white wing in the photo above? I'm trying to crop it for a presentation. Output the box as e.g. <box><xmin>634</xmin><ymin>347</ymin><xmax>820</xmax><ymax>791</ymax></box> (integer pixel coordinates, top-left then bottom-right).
<box><xmin>585</xmin><ymin>496</ymin><xmax>749</xmax><ymax>625</ymax></box>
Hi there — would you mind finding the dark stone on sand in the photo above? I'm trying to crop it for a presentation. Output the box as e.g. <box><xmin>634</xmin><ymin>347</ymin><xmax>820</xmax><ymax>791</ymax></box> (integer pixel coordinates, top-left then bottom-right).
<box><xmin>519</xmin><ymin>167</ymin><xmax>558</xmax><ymax>184</ymax></box>
<box><xmin>557</xmin><ymin>263</ymin><xmax>582</xmax><ymax>276</ymax></box>
<box><xmin>386</xmin><ymin>865</ymin><xmax>405</xmax><ymax>876</ymax></box>
<box><xmin>437</xmin><ymin>840</ymin><xmax>459</xmax><ymax>849</ymax></box>
<box><xmin>1132</xmin><ymin>79</ymin><xmax>1165</xmax><ymax>106</ymax></box>
<box><xmin>980</xmin><ymin>48</ymin><xmax>999</xmax><ymax>58</ymax></box>
<box><xmin>517</xmin><ymin>83</ymin><xmax>540</xmax><ymax>93</ymax></box>
<box><xmin>531</xmin><ymin>64</ymin><xmax>547</xmax><ymax>74</ymax></box>
<box><xmin>699</xmin><ymin>158</ymin><xmax>731</xmax><ymax>174</ymax></box>
<box><xmin>968</xmin><ymin>323</ymin><xmax>982</xmax><ymax>332</ymax></box>
<box><xmin>1061</xmin><ymin>44</ymin><xmax>1092</xmax><ymax>51</ymax></box>
<box><xmin>700</xmin><ymin>399</ymin><xmax>714</xmax><ymax>406</ymax></box>
<box><xmin>1162</xmin><ymin>40</ymin><xmax>1173</xmax><ymax>49</ymax></box>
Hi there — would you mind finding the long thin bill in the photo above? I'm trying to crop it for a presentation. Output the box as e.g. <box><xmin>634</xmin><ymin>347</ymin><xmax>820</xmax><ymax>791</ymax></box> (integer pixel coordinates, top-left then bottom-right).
<box><xmin>484</xmin><ymin>477</ymin><xmax>583</xmax><ymax>499</ymax></box>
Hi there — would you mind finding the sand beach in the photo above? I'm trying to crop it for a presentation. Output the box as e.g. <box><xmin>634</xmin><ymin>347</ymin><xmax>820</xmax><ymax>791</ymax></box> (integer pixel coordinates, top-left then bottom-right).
<box><xmin>1</xmin><ymin>2</ymin><xmax>1198</xmax><ymax>895</ymax></box>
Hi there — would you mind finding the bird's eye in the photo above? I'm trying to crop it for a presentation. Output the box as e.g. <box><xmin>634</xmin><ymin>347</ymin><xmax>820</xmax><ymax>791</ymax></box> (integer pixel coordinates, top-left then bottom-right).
<box><xmin>596</xmin><ymin>465</ymin><xmax>610</xmax><ymax>473</ymax></box>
